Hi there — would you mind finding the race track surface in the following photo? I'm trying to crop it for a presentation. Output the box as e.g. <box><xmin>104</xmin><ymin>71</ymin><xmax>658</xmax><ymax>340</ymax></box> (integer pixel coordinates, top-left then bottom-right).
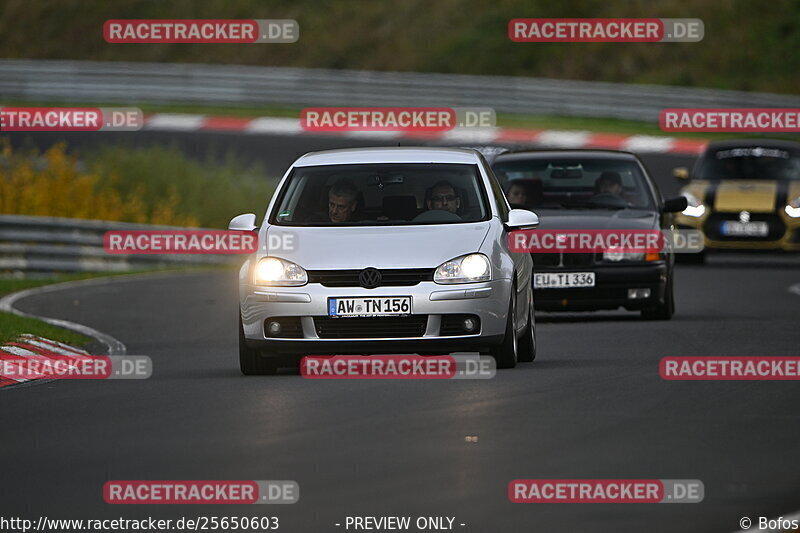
<box><xmin>2</xmin><ymin>133</ymin><xmax>799</xmax><ymax>532</ymax></box>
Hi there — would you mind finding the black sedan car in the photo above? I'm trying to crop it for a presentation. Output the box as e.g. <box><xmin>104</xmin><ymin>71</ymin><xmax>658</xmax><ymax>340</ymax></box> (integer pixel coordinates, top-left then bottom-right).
<box><xmin>491</xmin><ymin>150</ymin><xmax>687</xmax><ymax>319</ymax></box>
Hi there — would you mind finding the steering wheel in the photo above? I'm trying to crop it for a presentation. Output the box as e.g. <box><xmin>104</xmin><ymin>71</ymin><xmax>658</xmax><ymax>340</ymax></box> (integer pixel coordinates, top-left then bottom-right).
<box><xmin>590</xmin><ymin>193</ymin><xmax>629</xmax><ymax>208</ymax></box>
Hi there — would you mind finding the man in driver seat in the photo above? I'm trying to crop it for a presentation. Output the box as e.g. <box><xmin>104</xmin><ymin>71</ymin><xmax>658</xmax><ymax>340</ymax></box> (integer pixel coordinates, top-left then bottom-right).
<box><xmin>593</xmin><ymin>171</ymin><xmax>624</xmax><ymax>198</ymax></box>
<box><xmin>326</xmin><ymin>178</ymin><xmax>360</xmax><ymax>223</ymax></box>
<box><xmin>426</xmin><ymin>181</ymin><xmax>461</xmax><ymax>214</ymax></box>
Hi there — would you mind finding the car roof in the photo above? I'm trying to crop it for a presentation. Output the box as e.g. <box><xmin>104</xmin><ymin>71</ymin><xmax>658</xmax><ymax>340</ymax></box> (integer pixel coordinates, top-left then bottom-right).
<box><xmin>704</xmin><ymin>139</ymin><xmax>800</xmax><ymax>151</ymax></box>
<box><xmin>292</xmin><ymin>147</ymin><xmax>483</xmax><ymax>167</ymax></box>
<box><xmin>492</xmin><ymin>149</ymin><xmax>640</xmax><ymax>163</ymax></box>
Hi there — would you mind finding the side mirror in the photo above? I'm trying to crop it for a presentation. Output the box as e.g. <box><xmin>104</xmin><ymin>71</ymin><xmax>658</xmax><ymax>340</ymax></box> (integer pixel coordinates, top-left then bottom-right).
<box><xmin>663</xmin><ymin>196</ymin><xmax>688</xmax><ymax>213</ymax></box>
<box><xmin>673</xmin><ymin>167</ymin><xmax>689</xmax><ymax>180</ymax></box>
<box><xmin>505</xmin><ymin>209</ymin><xmax>539</xmax><ymax>231</ymax></box>
<box><xmin>229</xmin><ymin>213</ymin><xmax>258</xmax><ymax>232</ymax></box>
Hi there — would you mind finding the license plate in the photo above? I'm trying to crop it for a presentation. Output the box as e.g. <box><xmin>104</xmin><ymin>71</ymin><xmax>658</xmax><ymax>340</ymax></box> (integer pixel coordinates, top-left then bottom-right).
<box><xmin>721</xmin><ymin>221</ymin><xmax>768</xmax><ymax>237</ymax></box>
<box><xmin>534</xmin><ymin>272</ymin><xmax>595</xmax><ymax>289</ymax></box>
<box><xmin>328</xmin><ymin>296</ymin><xmax>412</xmax><ymax>317</ymax></box>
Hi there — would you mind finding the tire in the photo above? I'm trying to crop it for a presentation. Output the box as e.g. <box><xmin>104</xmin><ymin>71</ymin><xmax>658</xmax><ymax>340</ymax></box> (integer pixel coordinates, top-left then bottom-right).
<box><xmin>641</xmin><ymin>276</ymin><xmax>675</xmax><ymax>321</ymax></box>
<box><xmin>491</xmin><ymin>286</ymin><xmax>518</xmax><ymax>369</ymax></box>
<box><xmin>239</xmin><ymin>315</ymin><xmax>277</xmax><ymax>375</ymax></box>
<box><xmin>518</xmin><ymin>284</ymin><xmax>536</xmax><ymax>362</ymax></box>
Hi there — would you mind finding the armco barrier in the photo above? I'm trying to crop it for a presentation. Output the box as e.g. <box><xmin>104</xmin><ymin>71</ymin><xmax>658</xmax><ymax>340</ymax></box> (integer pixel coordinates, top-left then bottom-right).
<box><xmin>0</xmin><ymin>214</ymin><xmax>241</xmax><ymax>273</ymax></box>
<box><xmin>0</xmin><ymin>60</ymin><xmax>798</xmax><ymax>122</ymax></box>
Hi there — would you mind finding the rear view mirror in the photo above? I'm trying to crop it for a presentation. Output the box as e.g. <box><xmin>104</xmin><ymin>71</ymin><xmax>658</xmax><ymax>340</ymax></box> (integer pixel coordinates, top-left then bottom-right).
<box><xmin>505</xmin><ymin>209</ymin><xmax>539</xmax><ymax>231</ymax></box>
<box><xmin>229</xmin><ymin>213</ymin><xmax>258</xmax><ymax>231</ymax></box>
<box><xmin>663</xmin><ymin>196</ymin><xmax>689</xmax><ymax>213</ymax></box>
<box><xmin>673</xmin><ymin>167</ymin><xmax>689</xmax><ymax>180</ymax></box>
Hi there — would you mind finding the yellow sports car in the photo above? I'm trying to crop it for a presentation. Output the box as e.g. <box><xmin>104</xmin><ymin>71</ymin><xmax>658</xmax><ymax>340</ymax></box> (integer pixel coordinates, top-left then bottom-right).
<box><xmin>673</xmin><ymin>139</ymin><xmax>800</xmax><ymax>262</ymax></box>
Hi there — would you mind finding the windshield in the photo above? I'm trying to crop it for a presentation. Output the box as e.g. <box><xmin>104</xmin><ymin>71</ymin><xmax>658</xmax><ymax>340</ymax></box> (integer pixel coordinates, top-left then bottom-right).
<box><xmin>694</xmin><ymin>146</ymin><xmax>800</xmax><ymax>180</ymax></box>
<box><xmin>270</xmin><ymin>163</ymin><xmax>490</xmax><ymax>226</ymax></box>
<box><xmin>491</xmin><ymin>157</ymin><xmax>655</xmax><ymax>210</ymax></box>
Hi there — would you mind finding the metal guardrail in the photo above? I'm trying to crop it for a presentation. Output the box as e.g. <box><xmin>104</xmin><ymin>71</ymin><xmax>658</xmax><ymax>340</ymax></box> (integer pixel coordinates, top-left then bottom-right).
<box><xmin>0</xmin><ymin>214</ymin><xmax>240</xmax><ymax>274</ymax></box>
<box><xmin>0</xmin><ymin>59</ymin><xmax>798</xmax><ymax>122</ymax></box>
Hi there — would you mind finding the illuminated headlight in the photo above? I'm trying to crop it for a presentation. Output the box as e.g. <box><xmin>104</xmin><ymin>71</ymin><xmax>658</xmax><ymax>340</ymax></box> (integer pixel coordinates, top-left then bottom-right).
<box><xmin>434</xmin><ymin>253</ymin><xmax>491</xmax><ymax>284</ymax></box>
<box><xmin>255</xmin><ymin>257</ymin><xmax>307</xmax><ymax>286</ymax></box>
<box><xmin>786</xmin><ymin>196</ymin><xmax>800</xmax><ymax>218</ymax></box>
<box><xmin>603</xmin><ymin>249</ymin><xmax>645</xmax><ymax>262</ymax></box>
<box><xmin>681</xmin><ymin>192</ymin><xmax>706</xmax><ymax>217</ymax></box>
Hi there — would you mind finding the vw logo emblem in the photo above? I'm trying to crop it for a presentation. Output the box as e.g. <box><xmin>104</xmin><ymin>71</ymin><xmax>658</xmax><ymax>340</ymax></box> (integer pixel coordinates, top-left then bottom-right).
<box><xmin>739</xmin><ymin>210</ymin><xmax>751</xmax><ymax>223</ymax></box>
<box><xmin>359</xmin><ymin>267</ymin><xmax>382</xmax><ymax>289</ymax></box>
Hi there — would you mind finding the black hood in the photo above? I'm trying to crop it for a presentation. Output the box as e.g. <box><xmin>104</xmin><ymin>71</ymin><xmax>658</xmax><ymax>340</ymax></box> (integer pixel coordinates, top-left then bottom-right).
<box><xmin>533</xmin><ymin>209</ymin><xmax>659</xmax><ymax>231</ymax></box>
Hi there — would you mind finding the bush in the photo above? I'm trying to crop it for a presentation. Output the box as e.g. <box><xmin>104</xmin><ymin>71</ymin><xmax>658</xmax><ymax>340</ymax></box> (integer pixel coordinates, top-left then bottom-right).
<box><xmin>0</xmin><ymin>140</ymin><xmax>275</xmax><ymax>228</ymax></box>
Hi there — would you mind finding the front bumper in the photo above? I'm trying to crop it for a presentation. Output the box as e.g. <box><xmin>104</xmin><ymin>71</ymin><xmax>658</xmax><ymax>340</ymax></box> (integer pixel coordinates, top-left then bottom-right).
<box><xmin>534</xmin><ymin>262</ymin><xmax>668</xmax><ymax>311</ymax></box>
<box><xmin>677</xmin><ymin>211</ymin><xmax>800</xmax><ymax>251</ymax></box>
<box><xmin>240</xmin><ymin>279</ymin><xmax>511</xmax><ymax>355</ymax></box>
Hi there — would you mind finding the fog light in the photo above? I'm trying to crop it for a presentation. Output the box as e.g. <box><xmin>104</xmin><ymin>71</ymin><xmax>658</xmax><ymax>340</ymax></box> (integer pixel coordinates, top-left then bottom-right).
<box><xmin>267</xmin><ymin>321</ymin><xmax>282</xmax><ymax>336</ymax></box>
<box><xmin>627</xmin><ymin>288</ymin><xmax>652</xmax><ymax>299</ymax></box>
<box><xmin>463</xmin><ymin>317</ymin><xmax>478</xmax><ymax>333</ymax></box>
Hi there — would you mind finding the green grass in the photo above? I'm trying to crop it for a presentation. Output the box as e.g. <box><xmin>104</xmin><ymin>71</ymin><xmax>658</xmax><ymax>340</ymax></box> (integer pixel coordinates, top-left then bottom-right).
<box><xmin>0</xmin><ymin>311</ymin><xmax>92</xmax><ymax>346</ymax></box>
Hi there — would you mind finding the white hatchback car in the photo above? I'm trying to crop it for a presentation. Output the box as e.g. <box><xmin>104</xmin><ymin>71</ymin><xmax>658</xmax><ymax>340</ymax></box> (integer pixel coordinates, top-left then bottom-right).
<box><xmin>231</xmin><ymin>147</ymin><xmax>539</xmax><ymax>374</ymax></box>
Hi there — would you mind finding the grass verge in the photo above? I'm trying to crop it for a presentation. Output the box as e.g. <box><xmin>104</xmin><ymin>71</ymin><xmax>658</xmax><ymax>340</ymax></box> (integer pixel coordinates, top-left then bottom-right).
<box><xmin>0</xmin><ymin>311</ymin><xmax>92</xmax><ymax>346</ymax></box>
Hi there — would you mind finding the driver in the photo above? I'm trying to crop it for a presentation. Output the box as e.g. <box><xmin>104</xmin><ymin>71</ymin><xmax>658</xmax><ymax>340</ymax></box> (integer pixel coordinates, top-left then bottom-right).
<box><xmin>426</xmin><ymin>181</ymin><xmax>461</xmax><ymax>214</ymax></box>
<box><xmin>327</xmin><ymin>179</ymin><xmax>360</xmax><ymax>223</ymax></box>
<box><xmin>593</xmin><ymin>171</ymin><xmax>624</xmax><ymax>198</ymax></box>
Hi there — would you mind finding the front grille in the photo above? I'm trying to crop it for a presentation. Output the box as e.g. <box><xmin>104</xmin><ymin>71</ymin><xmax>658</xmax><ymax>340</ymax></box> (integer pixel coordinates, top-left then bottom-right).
<box><xmin>314</xmin><ymin>315</ymin><xmax>428</xmax><ymax>338</ymax></box>
<box><xmin>533</xmin><ymin>253</ymin><xmax>595</xmax><ymax>268</ymax></box>
<box><xmin>704</xmin><ymin>213</ymin><xmax>785</xmax><ymax>241</ymax></box>
<box><xmin>264</xmin><ymin>317</ymin><xmax>304</xmax><ymax>338</ymax></box>
<box><xmin>307</xmin><ymin>268</ymin><xmax>434</xmax><ymax>288</ymax></box>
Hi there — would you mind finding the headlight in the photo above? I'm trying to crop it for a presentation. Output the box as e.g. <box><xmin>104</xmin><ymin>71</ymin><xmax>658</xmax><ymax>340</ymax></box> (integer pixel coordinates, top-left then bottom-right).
<box><xmin>603</xmin><ymin>249</ymin><xmax>645</xmax><ymax>262</ymax></box>
<box><xmin>434</xmin><ymin>253</ymin><xmax>491</xmax><ymax>284</ymax></box>
<box><xmin>254</xmin><ymin>257</ymin><xmax>307</xmax><ymax>286</ymax></box>
<box><xmin>786</xmin><ymin>196</ymin><xmax>800</xmax><ymax>218</ymax></box>
<box><xmin>681</xmin><ymin>192</ymin><xmax>706</xmax><ymax>217</ymax></box>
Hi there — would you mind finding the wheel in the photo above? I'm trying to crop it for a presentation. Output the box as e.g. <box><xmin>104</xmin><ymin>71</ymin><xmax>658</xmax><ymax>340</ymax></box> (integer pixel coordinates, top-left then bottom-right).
<box><xmin>491</xmin><ymin>286</ymin><xmax>518</xmax><ymax>369</ymax></box>
<box><xmin>239</xmin><ymin>315</ymin><xmax>277</xmax><ymax>375</ymax></box>
<box><xmin>641</xmin><ymin>276</ymin><xmax>675</xmax><ymax>321</ymax></box>
<box><xmin>518</xmin><ymin>284</ymin><xmax>536</xmax><ymax>362</ymax></box>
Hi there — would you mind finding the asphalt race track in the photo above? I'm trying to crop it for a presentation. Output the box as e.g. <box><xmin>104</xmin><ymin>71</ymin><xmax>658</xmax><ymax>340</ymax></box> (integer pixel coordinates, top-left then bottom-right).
<box><xmin>2</xmin><ymin>132</ymin><xmax>800</xmax><ymax>533</ymax></box>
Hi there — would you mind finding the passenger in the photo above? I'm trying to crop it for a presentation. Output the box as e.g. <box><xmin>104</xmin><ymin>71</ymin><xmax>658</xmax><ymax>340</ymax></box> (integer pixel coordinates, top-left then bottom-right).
<box><xmin>506</xmin><ymin>182</ymin><xmax>528</xmax><ymax>206</ymax></box>
<box><xmin>593</xmin><ymin>171</ymin><xmax>624</xmax><ymax>198</ymax></box>
<box><xmin>426</xmin><ymin>181</ymin><xmax>461</xmax><ymax>214</ymax></box>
